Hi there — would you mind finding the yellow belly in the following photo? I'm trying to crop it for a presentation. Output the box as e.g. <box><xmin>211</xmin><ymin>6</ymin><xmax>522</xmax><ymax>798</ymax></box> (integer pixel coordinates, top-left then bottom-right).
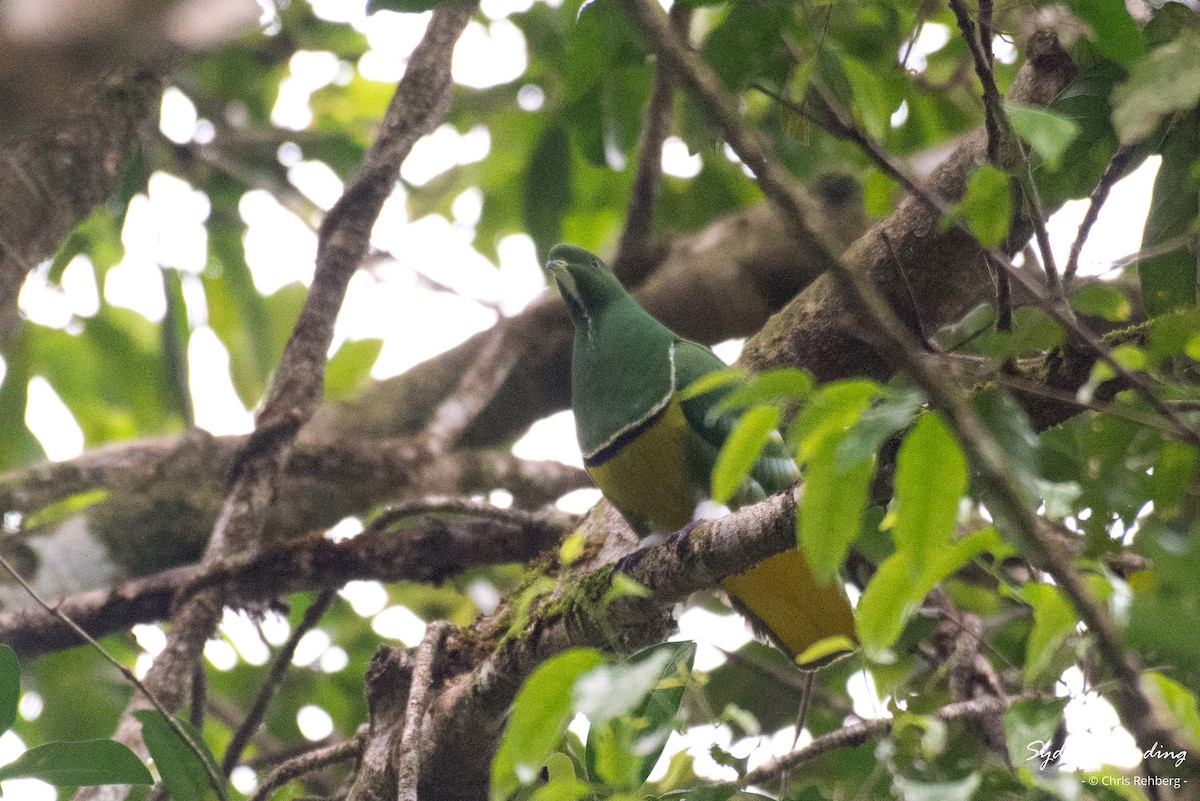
<box><xmin>585</xmin><ymin>399</ymin><xmax>697</xmax><ymax>533</ymax></box>
<box><xmin>585</xmin><ymin>396</ymin><xmax>856</xmax><ymax>667</ymax></box>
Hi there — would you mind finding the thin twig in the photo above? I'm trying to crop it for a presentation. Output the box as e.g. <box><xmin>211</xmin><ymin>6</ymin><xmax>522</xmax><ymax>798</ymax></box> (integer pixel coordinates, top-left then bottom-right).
<box><xmin>979</xmin><ymin>0</ymin><xmax>994</xmax><ymax>68</ymax></box>
<box><xmin>880</xmin><ymin>231</ymin><xmax>934</xmax><ymax>350</ymax></box>
<box><xmin>247</xmin><ymin>730</ymin><xmax>368</xmax><ymax>801</ymax></box>
<box><xmin>947</xmin><ymin>0</ymin><xmax>1005</xmax><ymax>165</ymax></box>
<box><xmin>779</xmin><ymin>670</ymin><xmax>816</xmax><ymax>798</ymax></box>
<box><xmin>222</xmin><ymin>590</ymin><xmax>338</xmax><ymax>776</ymax></box>
<box><xmin>0</xmin><ymin>552</ymin><xmax>229</xmax><ymax>801</ymax></box>
<box><xmin>729</xmin><ymin>695</ymin><xmax>1039</xmax><ymax>789</ymax></box>
<box><xmin>614</xmin><ymin>4</ymin><xmax>692</xmax><ymax>282</ymax></box>
<box><xmin>1064</xmin><ymin>144</ymin><xmax>1136</xmax><ymax>283</ymax></box>
<box><xmin>948</xmin><ymin>0</ymin><xmax>1062</xmax><ymax>294</ymax></box>
<box><xmin>190</xmin><ymin>661</ymin><xmax>207</xmax><ymax>730</ymax></box>
<box><xmin>396</xmin><ymin>622</ymin><xmax>450</xmax><ymax>801</ymax></box>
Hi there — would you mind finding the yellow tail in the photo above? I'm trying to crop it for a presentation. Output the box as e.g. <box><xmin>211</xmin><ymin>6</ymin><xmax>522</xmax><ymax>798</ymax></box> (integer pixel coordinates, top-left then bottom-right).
<box><xmin>722</xmin><ymin>549</ymin><xmax>856</xmax><ymax>669</ymax></box>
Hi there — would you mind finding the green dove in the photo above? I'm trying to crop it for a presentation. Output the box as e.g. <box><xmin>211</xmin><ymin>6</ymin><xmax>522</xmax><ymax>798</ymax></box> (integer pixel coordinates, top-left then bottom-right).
<box><xmin>548</xmin><ymin>243</ymin><xmax>855</xmax><ymax>668</ymax></box>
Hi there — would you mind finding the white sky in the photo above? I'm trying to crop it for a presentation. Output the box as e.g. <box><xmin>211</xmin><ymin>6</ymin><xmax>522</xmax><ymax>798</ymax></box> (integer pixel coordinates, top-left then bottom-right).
<box><xmin>3</xmin><ymin>4</ymin><xmax>1155</xmax><ymax>794</ymax></box>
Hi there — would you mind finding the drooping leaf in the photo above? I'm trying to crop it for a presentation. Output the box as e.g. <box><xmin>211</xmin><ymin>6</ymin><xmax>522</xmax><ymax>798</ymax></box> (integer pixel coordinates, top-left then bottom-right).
<box><xmin>0</xmin><ymin>740</ymin><xmax>153</xmax><ymax>787</ymax></box>
<box><xmin>582</xmin><ymin>641</ymin><xmax>695</xmax><ymax>788</ymax></box>
<box><xmin>1021</xmin><ymin>584</ymin><xmax>1077</xmax><ymax>683</ymax></box>
<box><xmin>1004</xmin><ymin>103</ymin><xmax>1080</xmax><ymax>170</ymax></box>
<box><xmin>800</xmin><ymin>433</ymin><xmax>875</xmax><ymax>583</ymax></box>
<box><xmin>891</xmin><ymin>414</ymin><xmax>967</xmax><ymax>563</ymax></box>
<box><xmin>712</xmin><ymin>406</ymin><xmax>780</xmax><ymax>505</ymax></box>
<box><xmin>955</xmin><ymin>165</ymin><xmax>1013</xmax><ymax>249</ymax></box>
<box><xmin>1137</xmin><ymin>110</ymin><xmax>1200</xmax><ymax>315</ymax></box>
<box><xmin>135</xmin><ymin>711</ymin><xmax>225</xmax><ymax>801</ymax></box>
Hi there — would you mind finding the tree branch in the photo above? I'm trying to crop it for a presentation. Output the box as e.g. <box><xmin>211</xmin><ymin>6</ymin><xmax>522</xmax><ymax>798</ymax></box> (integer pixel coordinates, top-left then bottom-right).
<box><xmin>0</xmin><ymin>69</ymin><xmax>161</xmax><ymax>349</ymax></box>
<box><xmin>2</xmin><ymin>503</ymin><xmax>573</xmax><ymax>660</ymax></box>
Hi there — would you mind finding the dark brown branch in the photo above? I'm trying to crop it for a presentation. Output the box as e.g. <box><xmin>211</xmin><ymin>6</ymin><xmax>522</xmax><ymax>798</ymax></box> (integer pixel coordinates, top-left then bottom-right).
<box><xmin>1064</xmin><ymin>144</ymin><xmax>1137</xmax><ymax>283</ymax></box>
<box><xmin>2</xmin><ymin>504</ymin><xmax>572</xmax><ymax>660</ymax></box>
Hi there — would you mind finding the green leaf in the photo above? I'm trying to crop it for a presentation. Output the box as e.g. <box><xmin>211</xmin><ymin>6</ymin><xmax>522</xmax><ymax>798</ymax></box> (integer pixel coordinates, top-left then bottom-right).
<box><xmin>1137</xmin><ymin>111</ymin><xmax>1200</xmax><ymax>315</ymax></box>
<box><xmin>0</xmin><ymin>740</ymin><xmax>152</xmax><ymax>786</ymax></box>
<box><xmin>1144</xmin><ymin>671</ymin><xmax>1200</xmax><ymax>746</ymax></box>
<box><xmin>491</xmin><ymin>649</ymin><xmax>606</xmax><ymax>801</ymax></box>
<box><xmin>716</xmin><ymin>368</ymin><xmax>814</xmax><ymax>412</ymax></box>
<box><xmin>834</xmin><ymin>387</ymin><xmax>924</xmax><ymax>471</ymax></box>
<box><xmin>134</xmin><ymin>711</ymin><xmax>225</xmax><ymax>801</ymax></box>
<box><xmin>524</xmin><ymin>123</ymin><xmax>572</xmax><ymax>258</ymax></box>
<box><xmin>956</xmin><ymin>165</ymin><xmax>1013</xmax><ymax>249</ymax></box>
<box><xmin>1003</xmin><ymin>697</ymin><xmax>1066</xmax><ymax>770</ymax></box>
<box><xmin>1111</xmin><ymin>30</ymin><xmax>1200</xmax><ymax>144</ymax></box>
<box><xmin>1066</xmin><ymin>0</ymin><xmax>1146</xmax><ymax>66</ymax></box>
<box><xmin>0</xmin><ymin>645</ymin><xmax>18</xmax><ymax>735</ymax></box>
<box><xmin>1022</xmin><ymin>584</ymin><xmax>1077</xmax><ymax>682</ymax></box>
<box><xmin>712</xmin><ymin>406</ymin><xmax>780</xmax><ymax>505</ymax></box>
<box><xmin>677</xmin><ymin>368</ymin><xmax>743</xmax><ymax>402</ymax></box>
<box><xmin>575</xmin><ymin>649</ymin><xmax>674</xmax><ymax>726</ymax></box>
<box><xmin>324</xmin><ymin>338</ymin><xmax>384</xmax><ymax>400</ymax></box>
<box><xmin>892</xmin><ymin>414</ymin><xmax>966</xmax><ymax>563</ymax></box>
<box><xmin>856</xmin><ymin>529</ymin><xmax>1001</xmax><ymax>660</ymax></box>
<box><xmin>1070</xmin><ymin>283</ymin><xmax>1132</xmax><ymax>322</ymax></box>
<box><xmin>583</xmin><ymin>641</ymin><xmax>695</xmax><ymax>787</ymax></box>
<box><xmin>790</xmin><ymin>379</ymin><xmax>880</xmax><ymax>462</ymax></box>
<box><xmin>1004</xmin><ymin>103</ymin><xmax>1080</xmax><ymax>170</ymax></box>
<box><xmin>799</xmin><ymin>433</ymin><xmax>875</xmax><ymax>583</ymax></box>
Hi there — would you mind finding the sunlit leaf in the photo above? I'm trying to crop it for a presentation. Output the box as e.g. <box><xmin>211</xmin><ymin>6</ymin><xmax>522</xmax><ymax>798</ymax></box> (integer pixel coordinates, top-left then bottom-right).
<box><xmin>491</xmin><ymin>649</ymin><xmax>606</xmax><ymax>801</ymax></box>
<box><xmin>799</xmin><ymin>433</ymin><xmax>874</xmax><ymax>583</ymax></box>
